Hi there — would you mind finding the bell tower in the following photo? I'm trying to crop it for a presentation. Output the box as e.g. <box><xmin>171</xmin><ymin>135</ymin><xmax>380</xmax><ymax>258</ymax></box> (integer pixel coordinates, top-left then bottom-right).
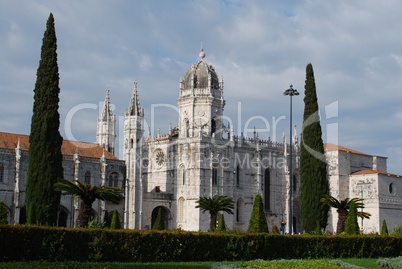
<box><xmin>123</xmin><ymin>81</ymin><xmax>144</xmax><ymax>229</ymax></box>
<box><xmin>177</xmin><ymin>49</ymin><xmax>225</xmax><ymax>138</ymax></box>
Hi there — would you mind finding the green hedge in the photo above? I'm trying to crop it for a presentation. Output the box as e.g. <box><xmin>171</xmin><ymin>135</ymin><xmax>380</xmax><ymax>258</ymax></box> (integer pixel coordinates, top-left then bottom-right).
<box><xmin>1</xmin><ymin>225</ymin><xmax>402</xmax><ymax>262</ymax></box>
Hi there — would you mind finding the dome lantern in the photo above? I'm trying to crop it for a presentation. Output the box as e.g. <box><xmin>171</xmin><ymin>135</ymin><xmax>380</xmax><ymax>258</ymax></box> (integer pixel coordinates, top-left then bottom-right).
<box><xmin>182</xmin><ymin>49</ymin><xmax>220</xmax><ymax>91</ymax></box>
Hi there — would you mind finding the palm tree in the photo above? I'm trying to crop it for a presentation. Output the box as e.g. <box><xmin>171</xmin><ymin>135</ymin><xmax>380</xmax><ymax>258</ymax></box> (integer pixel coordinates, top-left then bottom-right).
<box><xmin>54</xmin><ymin>178</ymin><xmax>123</xmax><ymax>228</ymax></box>
<box><xmin>320</xmin><ymin>194</ymin><xmax>371</xmax><ymax>234</ymax></box>
<box><xmin>195</xmin><ymin>195</ymin><xmax>234</xmax><ymax>231</ymax></box>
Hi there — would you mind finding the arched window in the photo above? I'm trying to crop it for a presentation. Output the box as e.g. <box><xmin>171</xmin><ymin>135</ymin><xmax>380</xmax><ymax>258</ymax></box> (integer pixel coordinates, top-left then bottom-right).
<box><xmin>293</xmin><ymin>174</ymin><xmax>297</xmax><ymax>192</ymax></box>
<box><xmin>178</xmin><ymin>197</ymin><xmax>185</xmax><ymax>223</ymax></box>
<box><xmin>236</xmin><ymin>165</ymin><xmax>240</xmax><ymax>187</ymax></box>
<box><xmin>389</xmin><ymin>183</ymin><xmax>394</xmax><ymax>194</ymax></box>
<box><xmin>185</xmin><ymin>119</ymin><xmax>190</xmax><ymax>137</ymax></box>
<box><xmin>211</xmin><ymin>118</ymin><xmax>216</xmax><ymax>136</ymax></box>
<box><xmin>212</xmin><ymin>168</ymin><xmax>218</xmax><ymax>186</ymax></box>
<box><xmin>182</xmin><ymin>170</ymin><xmax>186</xmax><ymax>185</ymax></box>
<box><xmin>84</xmin><ymin>171</ymin><xmax>91</xmax><ymax>185</ymax></box>
<box><xmin>264</xmin><ymin>168</ymin><xmax>271</xmax><ymax>211</ymax></box>
<box><xmin>0</xmin><ymin>163</ymin><xmax>4</xmax><ymax>183</ymax></box>
<box><xmin>109</xmin><ymin>172</ymin><xmax>119</xmax><ymax>188</ymax></box>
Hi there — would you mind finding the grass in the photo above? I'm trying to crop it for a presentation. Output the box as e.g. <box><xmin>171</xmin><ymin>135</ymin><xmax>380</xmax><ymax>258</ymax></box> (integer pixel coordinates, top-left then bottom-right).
<box><xmin>0</xmin><ymin>261</ymin><xmax>211</xmax><ymax>269</ymax></box>
<box><xmin>338</xmin><ymin>258</ymin><xmax>379</xmax><ymax>269</ymax></box>
<box><xmin>0</xmin><ymin>259</ymin><xmax>382</xmax><ymax>268</ymax></box>
<box><xmin>241</xmin><ymin>259</ymin><xmax>343</xmax><ymax>268</ymax></box>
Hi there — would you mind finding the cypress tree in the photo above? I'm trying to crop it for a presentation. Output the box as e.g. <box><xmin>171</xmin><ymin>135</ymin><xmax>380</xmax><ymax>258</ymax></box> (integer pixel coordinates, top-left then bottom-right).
<box><xmin>344</xmin><ymin>202</ymin><xmax>359</xmax><ymax>235</ymax></box>
<box><xmin>25</xmin><ymin>13</ymin><xmax>63</xmax><ymax>226</ymax></box>
<box><xmin>247</xmin><ymin>194</ymin><xmax>269</xmax><ymax>233</ymax></box>
<box><xmin>299</xmin><ymin>63</ymin><xmax>330</xmax><ymax>233</ymax></box>
<box><xmin>381</xmin><ymin>219</ymin><xmax>389</xmax><ymax>235</ymax></box>
<box><xmin>110</xmin><ymin>209</ymin><xmax>122</xmax><ymax>229</ymax></box>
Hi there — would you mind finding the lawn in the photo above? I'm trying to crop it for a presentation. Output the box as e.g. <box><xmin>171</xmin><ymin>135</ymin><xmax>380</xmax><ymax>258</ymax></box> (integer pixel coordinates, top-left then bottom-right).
<box><xmin>338</xmin><ymin>258</ymin><xmax>379</xmax><ymax>269</ymax></box>
<box><xmin>0</xmin><ymin>261</ymin><xmax>210</xmax><ymax>269</ymax></box>
<box><xmin>0</xmin><ymin>259</ymin><xmax>383</xmax><ymax>269</ymax></box>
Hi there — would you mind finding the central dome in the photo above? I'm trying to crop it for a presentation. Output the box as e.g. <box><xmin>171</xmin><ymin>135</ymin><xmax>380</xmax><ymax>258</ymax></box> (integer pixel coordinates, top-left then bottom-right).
<box><xmin>182</xmin><ymin>49</ymin><xmax>220</xmax><ymax>90</ymax></box>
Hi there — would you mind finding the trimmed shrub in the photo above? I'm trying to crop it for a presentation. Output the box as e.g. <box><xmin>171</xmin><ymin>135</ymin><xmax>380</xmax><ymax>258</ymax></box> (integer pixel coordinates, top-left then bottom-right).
<box><xmin>1</xmin><ymin>225</ymin><xmax>402</xmax><ymax>262</ymax></box>
<box><xmin>103</xmin><ymin>210</ymin><xmax>111</xmax><ymax>228</ymax></box>
<box><xmin>110</xmin><ymin>210</ymin><xmax>121</xmax><ymax>229</ymax></box>
<box><xmin>381</xmin><ymin>219</ymin><xmax>389</xmax><ymax>235</ymax></box>
<box><xmin>216</xmin><ymin>214</ymin><xmax>226</xmax><ymax>232</ymax></box>
<box><xmin>344</xmin><ymin>202</ymin><xmax>359</xmax><ymax>235</ymax></box>
<box><xmin>247</xmin><ymin>194</ymin><xmax>269</xmax><ymax>233</ymax></box>
<box><xmin>271</xmin><ymin>225</ymin><xmax>280</xmax><ymax>234</ymax></box>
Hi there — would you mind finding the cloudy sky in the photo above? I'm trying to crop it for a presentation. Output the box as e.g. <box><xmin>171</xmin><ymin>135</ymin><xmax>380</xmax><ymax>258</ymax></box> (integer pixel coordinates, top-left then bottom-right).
<box><xmin>1</xmin><ymin>0</ymin><xmax>402</xmax><ymax>174</ymax></box>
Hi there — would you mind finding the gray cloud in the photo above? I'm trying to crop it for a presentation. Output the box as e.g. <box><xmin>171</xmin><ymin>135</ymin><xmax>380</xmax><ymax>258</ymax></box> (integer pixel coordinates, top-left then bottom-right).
<box><xmin>1</xmin><ymin>0</ymin><xmax>402</xmax><ymax>173</ymax></box>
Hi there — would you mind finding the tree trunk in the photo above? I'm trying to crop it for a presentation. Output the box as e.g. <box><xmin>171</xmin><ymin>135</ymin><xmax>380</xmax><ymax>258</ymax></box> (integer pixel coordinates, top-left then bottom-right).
<box><xmin>209</xmin><ymin>212</ymin><xmax>217</xmax><ymax>231</ymax></box>
<box><xmin>75</xmin><ymin>200</ymin><xmax>93</xmax><ymax>228</ymax></box>
<box><xmin>336</xmin><ymin>209</ymin><xmax>348</xmax><ymax>235</ymax></box>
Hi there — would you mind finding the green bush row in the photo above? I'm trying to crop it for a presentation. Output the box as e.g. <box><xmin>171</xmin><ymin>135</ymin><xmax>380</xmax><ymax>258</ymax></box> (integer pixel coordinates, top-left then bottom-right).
<box><xmin>1</xmin><ymin>225</ymin><xmax>402</xmax><ymax>262</ymax></box>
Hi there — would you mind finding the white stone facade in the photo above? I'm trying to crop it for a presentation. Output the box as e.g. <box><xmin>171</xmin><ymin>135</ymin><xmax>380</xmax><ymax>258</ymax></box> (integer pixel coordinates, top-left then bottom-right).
<box><xmin>325</xmin><ymin>143</ymin><xmax>402</xmax><ymax>233</ymax></box>
<box><xmin>121</xmin><ymin>50</ymin><xmax>298</xmax><ymax>232</ymax></box>
<box><xmin>0</xmin><ymin>134</ymin><xmax>126</xmax><ymax>227</ymax></box>
<box><xmin>1</xmin><ymin>50</ymin><xmax>401</xmax><ymax>234</ymax></box>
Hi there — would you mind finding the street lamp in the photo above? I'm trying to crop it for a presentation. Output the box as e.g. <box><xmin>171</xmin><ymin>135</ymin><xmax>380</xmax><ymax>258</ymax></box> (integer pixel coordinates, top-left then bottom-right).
<box><xmin>284</xmin><ymin>84</ymin><xmax>299</xmax><ymax>234</ymax></box>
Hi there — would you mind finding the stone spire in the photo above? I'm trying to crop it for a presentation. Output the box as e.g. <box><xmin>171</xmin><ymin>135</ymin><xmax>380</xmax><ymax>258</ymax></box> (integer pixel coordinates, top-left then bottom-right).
<box><xmin>96</xmin><ymin>88</ymin><xmax>116</xmax><ymax>155</ymax></box>
<box><xmin>127</xmin><ymin>81</ymin><xmax>143</xmax><ymax>116</ymax></box>
<box><xmin>293</xmin><ymin>125</ymin><xmax>299</xmax><ymax>151</ymax></box>
<box><xmin>101</xmin><ymin>88</ymin><xmax>112</xmax><ymax>121</ymax></box>
<box><xmin>283</xmin><ymin>132</ymin><xmax>287</xmax><ymax>157</ymax></box>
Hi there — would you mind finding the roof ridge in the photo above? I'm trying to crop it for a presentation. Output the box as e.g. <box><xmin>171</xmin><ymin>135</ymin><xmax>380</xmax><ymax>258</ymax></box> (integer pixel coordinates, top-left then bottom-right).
<box><xmin>324</xmin><ymin>143</ymin><xmax>374</xmax><ymax>157</ymax></box>
<box><xmin>351</xmin><ymin>169</ymin><xmax>401</xmax><ymax>177</ymax></box>
<box><xmin>0</xmin><ymin>132</ymin><xmax>119</xmax><ymax>160</ymax></box>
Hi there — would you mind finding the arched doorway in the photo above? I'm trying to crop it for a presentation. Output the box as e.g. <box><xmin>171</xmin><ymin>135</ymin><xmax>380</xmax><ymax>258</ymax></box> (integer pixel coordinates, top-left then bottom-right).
<box><xmin>151</xmin><ymin>206</ymin><xmax>169</xmax><ymax>229</ymax></box>
<box><xmin>19</xmin><ymin>206</ymin><xmax>26</xmax><ymax>224</ymax></box>
<box><xmin>58</xmin><ymin>209</ymin><xmax>68</xmax><ymax>227</ymax></box>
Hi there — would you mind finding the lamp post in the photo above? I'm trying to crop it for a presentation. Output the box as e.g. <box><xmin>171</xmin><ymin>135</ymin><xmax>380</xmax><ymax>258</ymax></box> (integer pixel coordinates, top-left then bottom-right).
<box><xmin>284</xmin><ymin>84</ymin><xmax>299</xmax><ymax>234</ymax></box>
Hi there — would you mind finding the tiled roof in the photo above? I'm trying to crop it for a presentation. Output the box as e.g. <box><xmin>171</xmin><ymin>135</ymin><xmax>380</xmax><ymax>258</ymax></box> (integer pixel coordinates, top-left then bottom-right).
<box><xmin>351</xmin><ymin>169</ymin><xmax>401</xmax><ymax>177</ymax></box>
<box><xmin>324</xmin><ymin>143</ymin><xmax>374</xmax><ymax>157</ymax></box>
<box><xmin>0</xmin><ymin>132</ymin><xmax>118</xmax><ymax>160</ymax></box>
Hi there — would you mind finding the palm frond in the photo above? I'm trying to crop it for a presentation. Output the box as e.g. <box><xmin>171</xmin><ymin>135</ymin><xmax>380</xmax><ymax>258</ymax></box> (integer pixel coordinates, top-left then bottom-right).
<box><xmin>321</xmin><ymin>194</ymin><xmax>341</xmax><ymax>208</ymax></box>
<box><xmin>357</xmin><ymin>211</ymin><xmax>371</xmax><ymax>219</ymax></box>
<box><xmin>321</xmin><ymin>194</ymin><xmax>367</xmax><ymax>211</ymax></box>
<box><xmin>195</xmin><ymin>195</ymin><xmax>234</xmax><ymax>215</ymax></box>
<box><xmin>96</xmin><ymin>185</ymin><xmax>124</xmax><ymax>204</ymax></box>
<box><xmin>54</xmin><ymin>178</ymin><xmax>83</xmax><ymax>197</ymax></box>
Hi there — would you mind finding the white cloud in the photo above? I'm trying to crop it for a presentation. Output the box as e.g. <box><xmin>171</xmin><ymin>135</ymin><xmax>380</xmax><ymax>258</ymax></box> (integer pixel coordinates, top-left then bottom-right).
<box><xmin>1</xmin><ymin>0</ymin><xmax>402</xmax><ymax>173</ymax></box>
